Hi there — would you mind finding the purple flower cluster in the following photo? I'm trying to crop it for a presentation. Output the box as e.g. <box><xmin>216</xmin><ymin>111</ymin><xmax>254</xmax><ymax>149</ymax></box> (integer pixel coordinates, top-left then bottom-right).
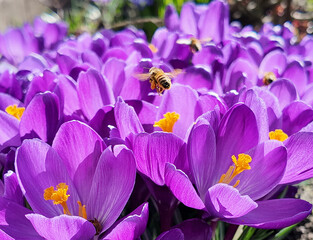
<box><xmin>0</xmin><ymin>0</ymin><xmax>313</xmax><ymax>239</ymax></box>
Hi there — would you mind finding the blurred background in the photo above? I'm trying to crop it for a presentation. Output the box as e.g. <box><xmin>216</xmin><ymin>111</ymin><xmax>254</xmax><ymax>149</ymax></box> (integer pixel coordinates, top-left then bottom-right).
<box><xmin>0</xmin><ymin>0</ymin><xmax>312</xmax><ymax>41</ymax></box>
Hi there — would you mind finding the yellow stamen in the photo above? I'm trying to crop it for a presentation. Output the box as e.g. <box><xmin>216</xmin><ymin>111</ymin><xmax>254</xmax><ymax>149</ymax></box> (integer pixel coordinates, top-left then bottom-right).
<box><xmin>269</xmin><ymin>129</ymin><xmax>288</xmax><ymax>141</ymax></box>
<box><xmin>153</xmin><ymin>112</ymin><xmax>180</xmax><ymax>133</ymax></box>
<box><xmin>78</xmin><ymin>201</ymin><xmax>87</xmax><ymax>220</ymax></box>
<box><xmin>5</xmin><ymin>104</ymin><xmax>25</xmax><ymax>120</ymax></box>
<box><xmin>233</xmin><ymin>180</ymin><xmax>240</xmax><ymax>188</ymax></box>
<box><xmin>218</xmin><ymin>154</ymin><xmax>252</xmax><ymax>187</ymax></box>
<box><xmin>148</xmin><ymin>44</ymin><xmax>158</xmax><ymax>53</ymax></box>
<box><xmin>44</xmin><ymin>183</ymin><xmax>71</xmax><ymax>215</ymax></box>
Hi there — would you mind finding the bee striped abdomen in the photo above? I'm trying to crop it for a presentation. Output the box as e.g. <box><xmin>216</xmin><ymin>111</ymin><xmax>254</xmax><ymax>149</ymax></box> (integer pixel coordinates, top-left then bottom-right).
<box><xmin>159</xmin><ymin>75</ymin><xmax>171</xmax><ymax>89</ymax></box>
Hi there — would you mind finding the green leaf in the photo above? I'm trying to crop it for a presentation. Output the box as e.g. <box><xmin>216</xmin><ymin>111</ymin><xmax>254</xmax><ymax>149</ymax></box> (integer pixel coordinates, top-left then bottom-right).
<box><xmin>272</xmin><ymin>224</ymin><xmax>298</xmax><ymax>240</ymax></box>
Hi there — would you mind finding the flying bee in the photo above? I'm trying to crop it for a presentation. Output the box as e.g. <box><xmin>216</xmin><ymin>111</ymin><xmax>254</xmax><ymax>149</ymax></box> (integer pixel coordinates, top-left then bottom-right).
<box><xmin>176</xmin><ymin>37</ymin><xmax>211</xmax><ymax>53</ymax></box>
<box><xmin>135</xmin><ymin>67</ymin><xmax>182</xmax><ymax>95</ymax></box>
<box><xmin>262</xmin><ymin>72</ymin><xmax>277</xmax><ymax>86</ymax></box>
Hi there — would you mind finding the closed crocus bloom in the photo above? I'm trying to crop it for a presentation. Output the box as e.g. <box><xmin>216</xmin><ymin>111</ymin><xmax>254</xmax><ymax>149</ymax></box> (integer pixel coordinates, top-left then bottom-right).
<box><xmin>165</xmin><ymin>104</ymin><xmax>312</xmax><ymax>229</ymax></box>
<box><xmin>0</xmin><ymin>26</ymin><xmax>39</xmax><ymax>65</ymax></box>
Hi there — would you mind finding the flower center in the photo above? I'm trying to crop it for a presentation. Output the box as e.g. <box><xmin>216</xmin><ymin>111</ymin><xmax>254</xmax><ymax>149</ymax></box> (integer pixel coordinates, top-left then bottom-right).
<box><xmin>263</xmin><ymin>72</ymin><xmax>277</xmax><ymax>86</ymax></box>
<box><xmin>153</xmin><ymin>112</ymin><xmax>180</xmax><ymax>132</ymax></box>
<box><xmin>44</xmin><ymin>183</ymin><xmax>87</xmax><ymax>219</ymax></box>
<box><xmin>5</xmin><ymin>104</ymin><xmax>25</xmax><ymax>120</ymax></box>
<box><xmin>269</xmin><ymin>129</ymin><xmax>288</xmax><ymax>141</ymax></box>
<box><xmin>218</xmin><ymin>154</ymin><xmax>252</xmax><ymax>187</ymax></box>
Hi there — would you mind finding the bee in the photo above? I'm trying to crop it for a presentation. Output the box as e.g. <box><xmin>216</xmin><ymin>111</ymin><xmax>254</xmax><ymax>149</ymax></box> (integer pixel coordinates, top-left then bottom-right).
<box><xmin>176</xmin><ymin>37</ymin><xmax>211</xmax><ymax>53</ymax></box>
<box><xmin>262</xmin><ymin>72</ymin><xmax>277</xmax><ymax>86</ymax></box>
<box><xmin>135</xmin><ymin>67</ymin><xmax>181</xmax><ymax>95</ymax></box>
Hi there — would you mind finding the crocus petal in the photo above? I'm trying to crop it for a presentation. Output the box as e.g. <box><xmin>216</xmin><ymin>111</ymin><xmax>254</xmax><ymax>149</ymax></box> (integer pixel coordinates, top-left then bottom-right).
<box><xmin>56</xmin><ymin>53</ymin><xmax>77</xmax><ymax>75</ymax></box>
<box><xmin>102</xmin><ymin>47</ymin><xmax>128</xmax><ymax>63</ymax></box>
<box><xmin>87</xmin><ymin>146</ymin><xmax>136</xmax><ymax>232</ymax></box>
<box><xmin>164</xmin><ymin>5</ymin><xmax>180</xmax><ymax>31</ymax></box>
<box><xmin>0</xmin><ymin>28</ymin><xmax>37</xmax><ymax>65</ymax></box>
<box><xmin>77</xmin><ymin>69</ymin><xmax>115</xmax><ymax>120</ymax></box>
<box><xmin>157</xmin><ymin>84</ymin><xmax>198</xmax><ymax>140</ymax></box>
<box><xmin>130</xmin><ymin>132</ymin><xmax>186</xmax><ymax>185</ymax></box>
<box><xmin>103</xmin><ymin>202</ymin><xmax>149</xmax><ymax>240</ymax></box>
<box><xmin>0</xmin><ymin>93</ymin><xmax>21</xmax><ymax>112</ymax></box>
<box><xmin>224</xmin><ymin>59</ymin><xmax>258</xmax><ymax>92</ymax></box>
<box><xmin>258</xmin><ymin>50</ymin><xmax>287</xmax><ymax>78</ymax></box>
<box><xmin>20</xmin><ymin>92</ymin><xmax>60</xmax><ymax>144</ymax></box>
<box><xmin>26</xmin><ymin>214</ymin><xmax>95</xmax><ymax>240</ymax></box>
<box><xmin>3</xmin><ymin>171</ymin><xmax>23</xmax><ymax>205</ymax></box>
<box><xmin>282</xmin><ymin>61</ymin><xmax>307</xmax><ymax>96</ymax></box>
<box><xmin>224</xmin><ymin>199</ymin><xmax>312</xmax><ymax>229</ymax></box>
<box><xmin>114</xmin><ymin>97</ymin><xmax>144</xmax><ymax>140</ymax></box>
<box><xmin>214</xmin><ymin>104</ymin><xmax>259</xmax><ymax>184</ymax></box>
<box><xmin>24</xmin><ymin>70</ymin><xmax>56</xmax><ymax>106</ymax></box>
<box><xmin>0</xmin><ymin>198</ymin><xmax>42</xmax><ymax>240</ymax></box>
<box><xmin>254</xmin><ymin>88</ymin><xmax>282</xmax><ymax>131</ymax></box>
<box><xmin>102</xmin><ymin>58</ymin><xmax>126</xmax><ymax>97</ymax></box>
<box><xmin>301</xmin><ymin>83</ymin><xmax>313</xmax><ymax>107</ymax></box>
<box><xmin>174</xmin><ymin>66</ymin><xmax>213</xmax><ymax>91</ymax></box>
<box><xmin>156</xmin><ymin>228</ymin><xmax>184</xmax><ymax>240</ymax></box>
<box><xmin>156</xmin><ymin>218</ymin><xmax>212</xmax><ymax>240</ymax></box>
<box><xmin>282</xmin><ymin>101</ymin><xmax>313</xmax><ymax>136</ymax></box>
<box><xmin>187</xmin><ymin>123</ymin><xmax>216</xmax><ymax>199</ymax></box>
<box><xmin>239</xmin><ymin>89</ymin><xmax>269</xmax><ymax>142</ymax></box>
<box><xmin>205</xmin><ymin>184</ymin><xmax>258</xmax><ymax>219</ymax></box>
<box><xmin>192</xmin><ymin>45</ymin><xmax>224</xmax><ymax>66</ymax></box>
<box><xmin>53</xmin><ymin>75</ymin><xmax>80</xmax><ymax>116</ymax></box>
<box><xmin>125</xmin><ymin>99</ymin><xmax>158</xmax><ymax>125</ymax></box>
<box><xmin>236</xmin><ymin>141</ymin><xmax>287</xmax><ymax>200</ymax></box>
<box><xmin>198</xmin><ymin>0</ymin><xmax>229</xmax><ymax>43</ymax></box>
<box><xmin>269</xmin><ymin>79</ymin><xmax>298</xmax><ymax>110</ymax></box>
<box><xmin>89</xmin><ymin>106</ymin><xmax>115</xmax><ymax>139</ymax></box>
<box><xmin>52</xmin><ymin>120</ymin><xmax>106</xmax><ymax>204</ymax></box>
<box><xmin>281</xmin><ymin>132</ymin><xmax>313</xmax><ymax>184</ymax></box>
<box><xmin>196</xmin><ymin>94</ymin><xmax>226</xmax><ymax>117</ymax></box>
<box><xmin>16</xmin><ymin>139</ymin><xmax>79</xmax><ymax>217</ymax></box>
<box><xmin>180</xmin><ymin>2</ymin><xmax>198</xmax><ymax>37</ymax></box>
<box><xmin>0</xmin><ymin>111</ymin><xmax>20</xmax><ymax>152</ymax></box>
<box><xmin>81</xmin><ymin>50</ymin><xmax>102</xmax><ymax>70</ymax></box>
<box><xmin>174</xmin><ymin>219</ymin><xmax>212</xmax><ymax>240</ymax></box>
<box><xmin>18</xmin><ymin>54</ymin><xmax>48</xmax><ymax>73</ymax></box>
<box><xmin>165</xmin><ymin>163</ymin><xmax>205</xmax><ymax>209</ymax></box>
<box><xmin>0</xmin><ymin>230</ymin><xmax>14</xmax><ymax>240</ymax></box>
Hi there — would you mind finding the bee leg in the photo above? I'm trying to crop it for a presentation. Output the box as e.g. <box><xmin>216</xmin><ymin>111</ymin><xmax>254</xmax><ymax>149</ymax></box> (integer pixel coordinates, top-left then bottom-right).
<box><xmin>158</xmin><ymin>87</ymin><xmax>164</xmax><ymax>95</ymax></box>
<box><xmin>150</xmin><ymin>80</ymin><xmax>156</xmax><ymax>90</ymax></box>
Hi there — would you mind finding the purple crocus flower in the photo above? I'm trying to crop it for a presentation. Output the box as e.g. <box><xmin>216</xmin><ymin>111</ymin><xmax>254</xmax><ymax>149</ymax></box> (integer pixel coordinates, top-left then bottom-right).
<box><xmin>164</xmin><ymin>104</ymin><xmax>312</xmax><ymax>228</ymax></box>
<box><xmin>164</xmin><ymin>0</ymin><xmax>229</xmax><ymax>44</ymax></box>
<box><xmin>6</xmin><ymin>120</ymin><xmax>147</xmax><ymax>239</ymax></box>
<box><xmin>0</xmin><ymin>25</ymin><xmax>39</xmax><ymax>65</ymax></box>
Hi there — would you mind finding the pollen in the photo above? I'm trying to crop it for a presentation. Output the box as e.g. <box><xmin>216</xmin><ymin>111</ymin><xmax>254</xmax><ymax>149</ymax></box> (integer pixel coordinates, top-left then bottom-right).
<box><xmin>148</xmin><ymin>44</ymin><xmax>158</xmax><ymax>53</ymax></box>
<box><xmin>269</xmin><ymin>129</ymin><xmax>288</xmax><ymax>141</ymax></box>
<box><xmin>218</xmin><ymin>154</ymin><xmax>252</xmax><ymax>187</ymax></box>
<box><xmin>44</xmin><ymin>183</ymin><xmax>71</xmax><ymax>215</ymax></box>
<box><xmin>5</xmin><ymin>104</ymin><xmax>25</xmax><ymax>120</ymax></box>
<box><xmin>153</xmin><ymin>112</ymin><xmax>180</xmax><ymax>132</ymax></box>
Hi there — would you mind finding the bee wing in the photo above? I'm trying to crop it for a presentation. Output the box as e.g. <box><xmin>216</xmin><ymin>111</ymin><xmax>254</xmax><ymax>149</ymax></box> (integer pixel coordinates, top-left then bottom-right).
<box><xmin>133</xmin><ymin>73</ymin><xmax>151</xmax><ymax>81</ymax></box>
<box><xmin>165</xmin><ymin>69</ymin><xmax>183</xmax><ymax>78</ymax></box>
<box><xmin>176</xmin><ymin>38</ymin><xmax>192</xmax><ymax>45</ymax></box>
<box><xmin>200</xmin><ymin>37</ymin><xmax>212</xmax><ymax>43</ymax></box>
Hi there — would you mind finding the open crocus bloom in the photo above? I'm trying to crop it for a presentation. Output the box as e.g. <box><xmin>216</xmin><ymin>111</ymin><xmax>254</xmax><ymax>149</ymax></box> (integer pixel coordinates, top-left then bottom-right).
<box><xmin>13</xmin><ymin>120</ymin><xmax>141</xmax><ymax>238</ymax></box>
<box><xmin>165</xmin><ymin>103</ymin><xmax>312</xmax><ymax>228</ymax></box>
